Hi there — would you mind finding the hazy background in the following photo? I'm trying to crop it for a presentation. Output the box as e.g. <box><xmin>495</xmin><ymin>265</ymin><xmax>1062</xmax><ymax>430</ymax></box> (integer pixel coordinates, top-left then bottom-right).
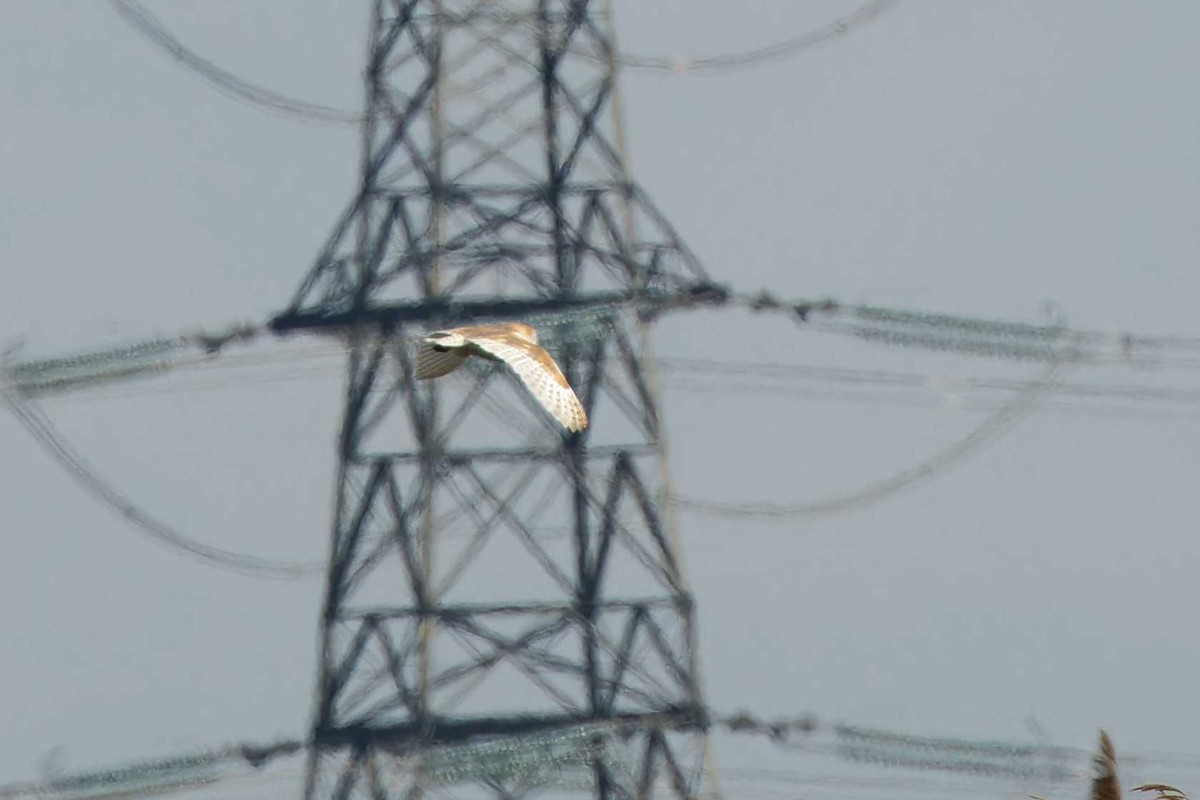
<box><xmin>2</xmin><ymin>1</ymin><xmax>1198</xmax><ymax>796</ymax></box>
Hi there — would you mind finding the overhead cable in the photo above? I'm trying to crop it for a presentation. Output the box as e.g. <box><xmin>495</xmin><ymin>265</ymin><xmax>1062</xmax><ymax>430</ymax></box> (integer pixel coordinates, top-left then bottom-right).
<box><xmin>608</xmin><ymin>0</ymin><xmax>902</xmax><ymax>75</ymax></box>
<box><xmin>674</xmin><ymin>357</ymin><xmax>1070</xmax><ymax>520</ymax></box>
<box><xmin>108</xmin><ymin>0</ymin><xmax>362</xmax><ymax>124</ymax></box>
<box><xmin>0</xmin><ymin>370</ymin><xmax>324</xmax><ymax>580</ymax></box>
<box><xmin>26</xmin><ymin>712</ymin><xmax>1200</xmax><ymax>799</ymax></box>
<box><xmin>658</xmin><ymin>358</ymin><xmax>1200</xmax><ymax>421</ymax></box>
<box><xmin>7</xmin><ymin>293</ymin><xmax>1197</xmax><ymax>549</ymax></box>
<box><xmin>108</xmin><ymin>0</ymin><xmax>899</xmax><ymax>133</ymax></box>
<box><xmin>739</xmin><ymin>290</ymin><xmax>1200</xmax><ymax>370</ymax></box>
<box><xmin>18</xmin><ymin>339</ymin><xmax>1200</xmax><ymax>423</ymax></box>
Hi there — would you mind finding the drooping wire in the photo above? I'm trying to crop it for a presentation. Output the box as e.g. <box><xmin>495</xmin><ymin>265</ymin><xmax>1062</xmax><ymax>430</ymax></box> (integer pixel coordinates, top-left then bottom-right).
<box><xmin>605</xmin><ymin>0</ymin><xmax>902</xmax><ymax>75</ymax></box>
<box><xmin>673</xmin><ymin>355</ymin><xmax>1071</xmax><ymax>520</ymax></box>
<box><xmin>107</xmin><ymin>0</ymin><xmax>900</xmax><ymax>133</ymax></box>
<box><xmin>8</xmin><ymin>294</ymin><xmax>1200</xmax><ymax>555</ymax></box>
<box><xmin>107</xmin><ymin>0</ymin><xmax>363</xmax><ymax>124</ymax></box>
<box><xmin>0</xmin><ymin>370</ymin><xmax>324</xmax><ymax>580</ymax></box>
<box><xmin>0</xmin><ymin>330</ymin><xmax>565</xmax><ymax>582</ymax></box>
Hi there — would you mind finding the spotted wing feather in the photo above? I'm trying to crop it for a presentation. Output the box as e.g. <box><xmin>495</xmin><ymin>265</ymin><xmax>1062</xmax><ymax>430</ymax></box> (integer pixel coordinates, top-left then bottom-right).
<box><xmin>465</xmin><ymin>332</ymin><xmax>588</xmax><ymax>432</ymax></box>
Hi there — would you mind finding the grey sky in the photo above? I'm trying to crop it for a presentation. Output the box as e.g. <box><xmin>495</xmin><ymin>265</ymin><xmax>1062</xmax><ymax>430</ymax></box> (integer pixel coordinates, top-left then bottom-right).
<box><xmin>2</xmin><ymin>1</ymin><xmax>1199</xmax><ymax>796</ymax></box>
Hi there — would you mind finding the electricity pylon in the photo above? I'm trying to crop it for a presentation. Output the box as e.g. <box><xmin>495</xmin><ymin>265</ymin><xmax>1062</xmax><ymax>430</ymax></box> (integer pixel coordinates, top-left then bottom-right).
<box><xmin>270</xmin><ymin>2</ymin><xmax>722</xmax><ymax>797</ymax></box>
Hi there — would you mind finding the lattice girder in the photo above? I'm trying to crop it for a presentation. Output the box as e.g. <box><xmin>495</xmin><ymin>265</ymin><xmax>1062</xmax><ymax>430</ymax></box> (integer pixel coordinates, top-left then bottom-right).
<box><xmin>284</xmin><ymin>0</ymin><xmax>709</xmax><ymax>318</ymax></box>
<box><xmin>290</xmin><ymin>2</ymin><xmax>716</xmax><ymax>798</ymax></box>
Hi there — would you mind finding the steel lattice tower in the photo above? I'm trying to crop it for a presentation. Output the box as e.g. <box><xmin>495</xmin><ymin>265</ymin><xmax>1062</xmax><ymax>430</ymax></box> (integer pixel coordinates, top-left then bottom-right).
<box><xmin>270</xmin><ymin>2</ymin><xmax>723</xmax><ymax>797</ymax></box>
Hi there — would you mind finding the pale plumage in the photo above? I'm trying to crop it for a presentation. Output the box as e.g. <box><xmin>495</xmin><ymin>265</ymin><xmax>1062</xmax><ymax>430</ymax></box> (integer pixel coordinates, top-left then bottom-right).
<box><xmin>415</xmin><ymin>322</ymin><xmax>588</xmax><ymax>432</ymax></box>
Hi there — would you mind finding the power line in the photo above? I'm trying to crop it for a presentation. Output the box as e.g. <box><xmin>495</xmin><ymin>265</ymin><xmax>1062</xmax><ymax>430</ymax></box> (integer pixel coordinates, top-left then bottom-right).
<box><xmin>17</xmin><ymin>291</ymin><xmax>1200</xmax><ymax>398</ymax></box>
<box><xmin>21</xmin><ymin>341</ymin><xmax>1200</xmax><ymax>423</ymax></box>
<box><xmin>674</xmin><ymin>358</ymin><xmax>1069</xmax><ymax>521</ymax></box>
<box><xmin>739</xmin><ymin>290</ymin><xmax>1200</xmax><ymax>371</ymax></box>
<box><xmin>6</xmin><ymin>294</ymin><xmax>1199</xmax><ymax>574</ymax></box>
<box><xmin>664</xmin><ymin>377</ymin><xmax>1200</xmax><ymax>424</ymax></box>
<box><xmin>0</xmin><ymin>342</ymin><xmax>1059</xmax><ymax>579</ymax></box>
<box><xmin>0</xmin><ymin>371</ymin><xmax>323</xmax><ymax>580</ymax></box>
<box><xmin>606</xmin><ymin>0</ymin><xmax>902</xmax><ymax>75</ymax></box>
<box><xmin>14</xmin><ymin>291</ymin><xmax>1200</xmax><ymax>394</ymax></box>
<box><xmin>107</xmin><ymin>0</ymin><xmax>900</xmax><ymax>131</ymax></box>
<box><xmin>9</xmin><ymin>714</ymin><xmax>1200</xmax><ymax>800</ymax></box>
<box><xmin>108</xmin><ymin>0</ymin><xmax>362</xmax><ymax>124</ymax></box>
<box><xmin>658</xmin><ymin>358</ymin><xmax>1200</xmax><ymax>422</ymax></box>
<box><xmin>661</xmin><ymin>357</ymin><xmax>1200</xmax><ymax>403</ymax></box>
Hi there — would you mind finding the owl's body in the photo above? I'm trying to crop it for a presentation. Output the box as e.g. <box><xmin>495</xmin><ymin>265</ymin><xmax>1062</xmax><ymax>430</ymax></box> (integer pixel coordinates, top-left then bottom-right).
<box><xmin>416</xmin><ymin>322</ymin><xmax>588</xmax><ymax>432</ymax></box>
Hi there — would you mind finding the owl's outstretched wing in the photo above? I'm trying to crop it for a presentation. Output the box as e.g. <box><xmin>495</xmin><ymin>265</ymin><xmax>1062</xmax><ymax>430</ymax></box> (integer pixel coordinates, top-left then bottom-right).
<box><xmin>464</xmin><ymin>331</ymin><xmax>588</xmax><ymax>432</ymax></box>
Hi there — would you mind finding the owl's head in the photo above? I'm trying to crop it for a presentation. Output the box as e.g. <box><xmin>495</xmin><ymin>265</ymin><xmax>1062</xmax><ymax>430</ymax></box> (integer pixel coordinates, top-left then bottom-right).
<box><xmin>423</xmin><ymin>330</ymin><xmax>468</xmax><ymax>349</ymax></box>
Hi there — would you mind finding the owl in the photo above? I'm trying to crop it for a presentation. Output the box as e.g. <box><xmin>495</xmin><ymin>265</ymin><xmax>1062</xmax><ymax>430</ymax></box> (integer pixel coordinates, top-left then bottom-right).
<box><xmin>415</xmin><ymin>322</ymin><xmax>588</xmax><ymax>432</ymax></box>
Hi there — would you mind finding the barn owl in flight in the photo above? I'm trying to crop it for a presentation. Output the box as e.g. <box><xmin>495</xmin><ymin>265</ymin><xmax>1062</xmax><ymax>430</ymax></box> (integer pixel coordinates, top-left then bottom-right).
<box><xmin>415</xmin><ymin>322</ymin><xmax>589</xmax><ymax>432</ymax></box>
